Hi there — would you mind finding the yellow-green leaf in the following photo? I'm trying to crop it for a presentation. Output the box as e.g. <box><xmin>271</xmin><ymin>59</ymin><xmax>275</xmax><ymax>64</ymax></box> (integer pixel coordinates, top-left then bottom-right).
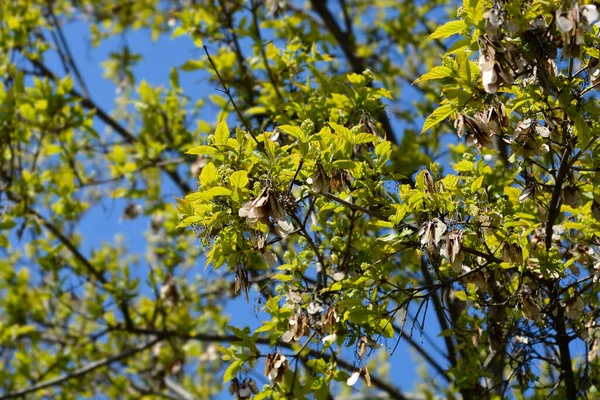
<box><xmin>200</xmin><ymin>162</ymin><xmax>219</xmax><ymax>187</ymax></box>
<box><xmin>454</xmin><ymin>290</ymin><xmax>468</xmax><ymax>301</ymax></box>
<box><xmin>214</xmin><ymin>121</ymin><xmax>230</xmax><ymax>145</ymax></box>
<box><xmin>353</xmin><ymin>133</ymin><xmax>376</xmax><ymax>144</ymax></box>
<box><xmin>223</xmin><ymin>360</ymin><xmax>243</xmax><ymax>383</ymax></box>
<box><xmin>414</xmin><ymin>66</ymin><xmax>454</xmax><ymax>84</ymax></box>
<box><xmin>421</xmin><ymin>104</ymin><xmax>454</xmax><ymax>133</ymax></box>
<box><xmin>186</xmin><ymin>145</ymin><xmax>218</xmax><ymax>155</ymax></box>
<box><xmin>229</xmin><ymin>170</ymin><xmax>248</xmax><ymax>188</ymax></box>
<box><xmin>429</xmin><ymin>20</ymin><xmax>468</xmax><ymax>40</ymax></box>
<box><xmin>332</xmin><ymin>160</ymin><xmax>357</xmax><ymax>169</ymax></box>
<box><xmin>471</xmin><ymin>176</ymin><xmax>484</xmax><ymax>194</ymax></box>
<box><xmin>112</xmin><ymin>146</ymin><xmax>126</xmax><ymax>164</ymax></box>
<box><xmin>454</xmin><ymin>159</ymin><xmax>474</xmax><ymax>172</ymax></box>
<box><xmin>180</xmin><ymin>59</ymin><xmax>203</xmax><ymax>71</ymax></box>
<box><xmin>278</xmin><ymin>125</ymin><xmax>307</xmax><ymax>142</ymax></box>
<box><xmin>574</xmin><ymin>116</ymin><xmax>591</xmax><ymax>149</ymax></box>
<box><xmin>186</xmin><ymin>187</ymin><xmax>231</xmax><ymax>202</ymax></box>
<box><xmin>441</xmin><ymin>174</ymin><xmax>459</xmax><ymax>190</ymax></box>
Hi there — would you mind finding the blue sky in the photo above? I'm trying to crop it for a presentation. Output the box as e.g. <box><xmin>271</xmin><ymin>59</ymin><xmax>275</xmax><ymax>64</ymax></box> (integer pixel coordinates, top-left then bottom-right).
<box><xmin>32</xmin><ymin>14</ymin><xmax>450</xmax><ymax>399</ymax></box>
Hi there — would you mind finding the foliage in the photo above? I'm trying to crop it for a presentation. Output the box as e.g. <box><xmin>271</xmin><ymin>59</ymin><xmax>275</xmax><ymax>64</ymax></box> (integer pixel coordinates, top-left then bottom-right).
<box><xmin>3</xmin><ymin>0</ymin><xmax>600</xmax><ymax>399</ymax></box>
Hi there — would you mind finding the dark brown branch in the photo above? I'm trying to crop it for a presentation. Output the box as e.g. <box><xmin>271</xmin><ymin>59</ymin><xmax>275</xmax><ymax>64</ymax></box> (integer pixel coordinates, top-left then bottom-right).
<box><xmin>321</xmin><ymin>192</ymin><xmax>387</xmax><ymax>220</ymax></box>
<box><xmin>27</xmin><ymin>207</ymin><xmax>107</xmax><ymax>284</ymax></box>
<box><xmin>308</xmin><ymin>0</ymin><xmax>398</xmax><ymax>145</ymax></box>
<box><xmin>545</xmin><ymin>147</ymin><xmax>571</xmax><ymax>250</ymax></box>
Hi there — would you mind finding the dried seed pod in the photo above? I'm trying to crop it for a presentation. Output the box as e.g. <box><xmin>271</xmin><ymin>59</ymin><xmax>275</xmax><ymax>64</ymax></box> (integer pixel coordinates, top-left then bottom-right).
<box><xmin>502</xmin><ymin>243</ymin><xmax>523</xmax><ymax>265</ymax></box>
<box><xmin>234</xmin><ymin>266</ymin><xmax>250</xmax><ymax>302</ymax></box>
<box><xmin>565</xmin><ymin>295</ymin><xmax>585</xmax><ymax>319</ymax></box>
<box><xmin>264</xmin><ymin>350</ymin><xmax>288</xmax><ymax>382</ymax></box>
<box><xmin>484</xmin><ymin>7</ymin><xmax>504</xmax><ymax>38</ymax></box>
<box><xmin>440</xmin><ymin>229</ymin><xmax>464</xmax><ymax>273</ymax></box>
<box><xmin>562</xmin><ymin>185</ymin><xmax>583</xmax><ymax>208</ymax></box>
<box><xmin>159</xmin><ymin>274</ymin><xmax>180</xmax><ymax>308</ymax></box>
<box><xmin>592</xmin><ymin>200</ymin><xmax>600</xmax><ymax>221</ymax></box>
<box><xmin>362</xmin><ymin>366</ymin><xmax>372</xmax><ymax>387</ymax></box>
<box><xmin>357</xmin><ymin>336</ymin><xmax>367</xmax><ymax>361</ymax></box>
<box><xmin>522</xmin><ymin>294</ymin><xmax>542</xmax><ymax>322</ymax></box>
<box><xmin>423</xmin><ymin>170</ymin><xmax>436</xmax><ymax>194</ymax></box>
<box><xmin>121</xmin><ymin>203</ymin><xmax>142</xmax><ymax>220</ymax></box>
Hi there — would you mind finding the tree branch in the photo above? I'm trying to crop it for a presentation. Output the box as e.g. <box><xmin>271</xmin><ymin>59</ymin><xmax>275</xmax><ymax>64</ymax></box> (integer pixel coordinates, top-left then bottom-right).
<box><xmin>27</xmin><ymin>207</ymin><xmax>107</xmax><ymax>284</ymax></box>
<box><xmin>26</xmin><ymin>57</ymin><xmax>192</xmax><ymax>195</ymax></box>
<box><xmin>308</xmin><ymin>0</ymin><xmax>398</xmax><ymax>145</ymax></box>
<box><xmin>110</xmin><ymin>327</ymin><xmax>408</xmax><ymax>400</ymax></box>
<box><xmin>1</xmin><ymin>338</ymin><xmax>161</xmax><ymax>399</ymax></box>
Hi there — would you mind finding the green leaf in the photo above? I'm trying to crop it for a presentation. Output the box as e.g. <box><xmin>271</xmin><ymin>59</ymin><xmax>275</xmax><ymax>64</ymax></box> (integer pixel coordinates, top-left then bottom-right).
<box><xmin>186</xmin><ymin>145</ymin><xmax>218</xmax><ymax>155</ymax></box>
<box><xmin>214</xmin><ymin>121</ymin><xmax>230</xmax><ymax>145</ymax></box>
<box><xmin>229</xmin><ymin>170</ymin><xmax>248</xmax><ymax>188</ymax></box>
<box><xmin>347</xmin><ymin>309</ymin><xmax>375</xmax><ymax>324</ymax></box>
<box><xmin>429</xmin><ymin>20</ymin><xmax>468</xmax><ymax>40</ymax></box>
<box><xmin>352</xmin><ymin>133</ymin><xmax>376</xmax><ymax>144</ymax></box>
<box><xmin>278</xmin><ymin>125</ymin><xmax>307</xmax><ymax>142</ymax></box>
<box><xmin>455</xmin><ymin>51</ymin><xmax>471</xmax><ymax>82</ymax></box>
<box><xmin>112</xmin><ymin>146</ymin><xmax>126</xmax><ymax>164</ymax></box>
<box><xmin>375</xmin><ymin>141</ymin><xmax>392</xmax><ymax>168</ymax></box>
<box><xmin>200</xmin><ymin>162</ymin><xmax>219</xmax><ymax>187</ymax></box>
<box><xmin>440</xmin><ymin>174</ymin><xmax>459</xmax><ymax>190</ymax></box>
<box><xmin>332</xmin><ymin>160</ymin><xmax>357</xmax><ymax>169</ymax></box>
<box><xmin>180</xmin><ymin>59</ymin><xmax>203</xmax><ymax>71</ymax></box>
<box><xmin>171</xmin><ymin>26</ymin><xmax>187</xmax><ymax>39</ymax></box>
<box><xmin>471</xmin><ymin>175</ymin><xmax>484</xmax><ymax>194</ymax></box>
<box><xmin>223</xmin><ymin>360</ymin><xmax>243</xmax><ymax>383</ymax></box>
<box><xmin>328</xmin><ymin>122</ymin><xmax>353</xmax><ymax>141</ymax></box>
<box><xmin>379</xmin><ymin>319</ymin><xmax>394</xmax><ymax>338</ymax></box>
<box><xmin>574</xmin><ymin>116</ymin><xmax>591</xmax><ymax>149</ymax></box>
<box><xmin>0</xmin><ymin>220</ymin><xmax>16</xmax><ymax>230</ymax></box>
<box><xmin>421</xmin><ymin>104</ymin><xmax>454</xmax><ymax>133</ymax></box>
<box><xmin>454</xmin><ymin>290</ymin><xmax>468</xmax><ymax>301</ymax></box>
<box><xmin>454</xmin><ymin>159</ymin><xmax>474</xmax><ymax>172</ymax></box>
<box><xmin>347</xmin><ymin>73</ymin><xmax>366</xmax><ymax>86</ymax></box>
<box><xmin>414</xmin><ymin>66</ymin><xmax>454</xmax><ymax>84</ymax></box>
<box><xmin>186</xmin><ymin>187</ymin><xmax>231</xmax><ymax>202</ymax></box>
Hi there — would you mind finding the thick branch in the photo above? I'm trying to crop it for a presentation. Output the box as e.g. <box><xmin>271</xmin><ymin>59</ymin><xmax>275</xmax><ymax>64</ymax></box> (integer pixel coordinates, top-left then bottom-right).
<box><xmin>545</xmin><ymin>147</ymin><xmax>571</xmax><ymax>250</ymax></box>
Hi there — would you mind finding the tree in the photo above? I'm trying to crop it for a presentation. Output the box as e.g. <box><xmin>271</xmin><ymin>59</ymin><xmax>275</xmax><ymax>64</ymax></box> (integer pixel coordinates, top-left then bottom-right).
<box><xmin>2</xmin><ymin>0</ymin><xmax>600</xmax><ymax>398</ymax></box>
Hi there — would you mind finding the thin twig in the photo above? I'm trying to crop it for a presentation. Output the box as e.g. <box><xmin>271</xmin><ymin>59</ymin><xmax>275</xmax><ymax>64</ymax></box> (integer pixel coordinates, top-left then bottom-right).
<box><xmin>321</xmin><ymin>192</ymin><xmax>387</xmax><ymax>220</ymax></box>
<box><xmin>250</xmin><ymin>0</ymin><xmax>283</xmax><ymax>101</ymax></box>
<box><xmin>47</xmin><ymin>8</ymin><xmax>90</xmax><ymax>98</ymax></box>
<box><xmin>203</xmin><ymin>45</ymin><xmax>263</xmax><ymax>150</ymax></box>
